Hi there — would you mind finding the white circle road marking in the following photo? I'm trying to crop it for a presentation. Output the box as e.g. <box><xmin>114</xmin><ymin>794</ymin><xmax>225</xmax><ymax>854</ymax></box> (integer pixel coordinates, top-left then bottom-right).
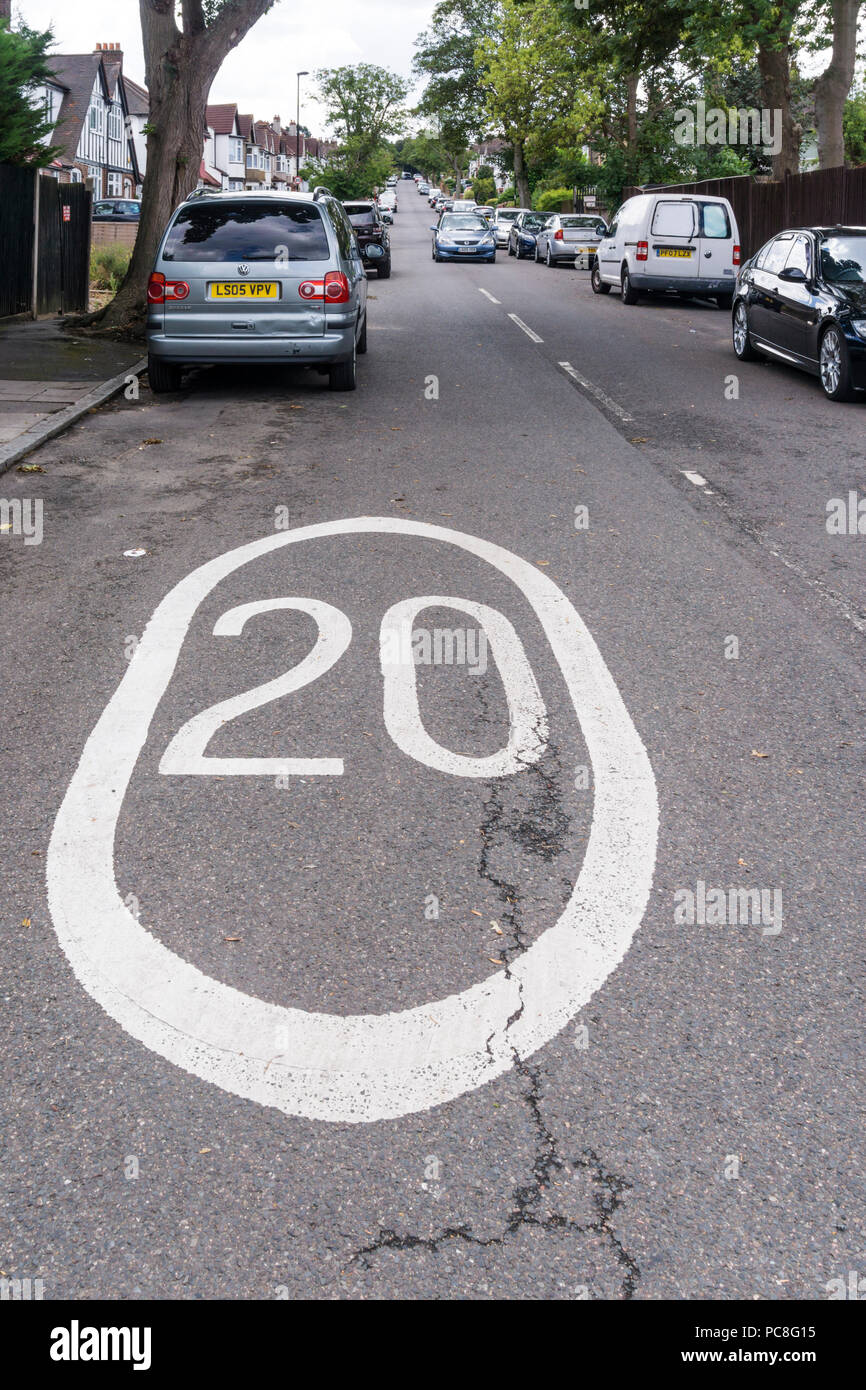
<box><xmin>47</xmin><ymin>518</ymin><xmax>658</xmax><ymax>1124</ymax></box>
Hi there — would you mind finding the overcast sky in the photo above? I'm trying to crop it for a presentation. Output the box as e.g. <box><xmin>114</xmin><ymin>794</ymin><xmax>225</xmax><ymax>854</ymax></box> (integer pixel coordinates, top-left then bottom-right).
<box><xmin>16</xmin><ymin>0</ymin><xmax>437</xmax><ymax>135</ymax></box>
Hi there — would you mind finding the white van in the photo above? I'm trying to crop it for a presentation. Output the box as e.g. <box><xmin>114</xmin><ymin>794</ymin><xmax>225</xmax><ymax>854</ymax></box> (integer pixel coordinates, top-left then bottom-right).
<box><xmin>592</xmin><ymin>192</ymin><xmax>740</xmax><ymax>307</ymax></box>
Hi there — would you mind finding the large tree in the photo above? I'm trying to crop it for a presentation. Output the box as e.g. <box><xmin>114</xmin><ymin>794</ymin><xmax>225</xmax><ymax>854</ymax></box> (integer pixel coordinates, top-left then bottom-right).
<box><xmin>807</xmin><ymin>0</ymin><xmax>863</xmax><ymax>167</ymax></box>
<box><xmin>315</xmin><ymin>63</ymin><xmax>409</xmax><ymax>148</ymax></box>
<box><xmin>92</xmin><ymin>0</ymin><xmax>277</xmax><ymax>333</ymax></box>
<box><xmin>0</xmin><ymin>15</ymin><xmax>60</xmax><ymax>165</ymax></box>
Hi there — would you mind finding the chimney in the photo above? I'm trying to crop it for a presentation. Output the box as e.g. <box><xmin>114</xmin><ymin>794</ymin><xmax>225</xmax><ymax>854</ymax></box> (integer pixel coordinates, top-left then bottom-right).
<box><xmin>273</xmin><ymin>115</ymin><xmax>281</xmax><ymax>129</ymax></box>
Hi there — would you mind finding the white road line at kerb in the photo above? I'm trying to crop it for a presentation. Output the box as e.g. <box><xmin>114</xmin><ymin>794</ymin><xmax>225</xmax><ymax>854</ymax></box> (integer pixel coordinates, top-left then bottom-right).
<box><xmin>478</xmin><ymin>287</ymin><xmax>500</xmax><ymax>304</ymax></box>
<box><xmin>681</xmin><ymin>469</ymin><xmax>709</xmax><ymax>487</ymax></box>
<box><xmin>557</xmin><ymin>361</ymin><xmax>633</xmax><ymax>423</ymax></box>
<box><xmin>508</xmin><ymin>313</ymin><xmax>544</xmax><ymax>343</ymax></box>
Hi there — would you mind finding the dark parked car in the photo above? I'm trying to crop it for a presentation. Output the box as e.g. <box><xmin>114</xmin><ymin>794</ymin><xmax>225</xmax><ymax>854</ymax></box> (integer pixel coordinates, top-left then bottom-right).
<box><xmin>93</xmin><ymin>198</ymin><xmax>141</xmax><ymax>221</ymax></box>
<box><xmin>733</xmin><ymin>226</ymin><xmax>866</xmax><ymax>401</ymax></box>
<box><xmin>507</xmin><ymin>211</ymin><xmax>556</xmax><ymax>259</ymax></box>
<box><xmin>342</xmin><ymin>200</ymin><xmax>391</xmax><ymax>278</ymax></box>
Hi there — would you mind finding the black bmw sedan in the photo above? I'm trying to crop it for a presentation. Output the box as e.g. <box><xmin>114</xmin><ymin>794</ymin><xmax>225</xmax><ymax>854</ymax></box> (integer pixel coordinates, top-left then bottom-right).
<box><xmin>732</xmin><ymin>226</ymin><xmax>866</xmax><ymax>401</ymax></box>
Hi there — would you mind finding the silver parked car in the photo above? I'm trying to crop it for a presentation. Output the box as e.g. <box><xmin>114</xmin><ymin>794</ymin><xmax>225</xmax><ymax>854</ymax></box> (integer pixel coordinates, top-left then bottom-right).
<box><xmin>491</xmin><ymin>206</ymin><xmax>530</xmax><ymax>248</ymax></box>
<box><xmin>533</xmin><ymin>213</ymin><xmax>609</xmax><ymax>268</ymax></box>
<box><xmin>146</xmin><ymin>189</ymin><xmax>373</xmax><ymax>393</ymax></box>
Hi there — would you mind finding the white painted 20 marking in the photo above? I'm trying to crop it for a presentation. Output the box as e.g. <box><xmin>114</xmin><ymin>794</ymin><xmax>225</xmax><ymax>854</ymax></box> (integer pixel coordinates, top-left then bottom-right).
<box><xmin>47</xmin><ymin>518</ymin><xmax>658</xmax><ymax>1124</ymax></box>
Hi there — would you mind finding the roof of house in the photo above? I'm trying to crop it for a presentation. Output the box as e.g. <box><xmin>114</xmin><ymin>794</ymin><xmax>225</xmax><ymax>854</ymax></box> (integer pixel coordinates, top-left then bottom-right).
<box><xmin>206</xmin><ymin>102</ymin><xmax>238</xmax><ymax>135</ymax></box>
<box><xmin>238</xmin><ymin>113</ymin><xmax>254</xmax><ymax>140</ymax></box>
<box><xmin>198</xmin><ymin>159</ymin><xmax>221</xmax><ymax>188</ymax></box>
<box><xmin>45</xmin><ymin>53</ymin><xmax>104</xmax><ymax>165</ymax></box>
<box><xmin>123</xmin><ymin>75</ymin><xmax>149</xmax><ymax>116</ymax></box>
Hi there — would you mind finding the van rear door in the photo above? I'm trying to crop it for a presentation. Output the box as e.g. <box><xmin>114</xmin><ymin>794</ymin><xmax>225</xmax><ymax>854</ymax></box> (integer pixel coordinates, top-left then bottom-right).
<box><xmin>697</xmin><ymin>200</ymin><xmax>737</xmax><ymax>290</ymax></box>
<box><xmin>648</xmin><ymin>199</ymin><xmax>699</xmax><ymax>278</ymax></box>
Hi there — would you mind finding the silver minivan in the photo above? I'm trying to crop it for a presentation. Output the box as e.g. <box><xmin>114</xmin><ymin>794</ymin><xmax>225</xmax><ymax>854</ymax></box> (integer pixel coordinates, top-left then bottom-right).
<box><xmin>146</xmin><ymin>189</ymin><xmax>373</xmax><ymax>392</ymax></box>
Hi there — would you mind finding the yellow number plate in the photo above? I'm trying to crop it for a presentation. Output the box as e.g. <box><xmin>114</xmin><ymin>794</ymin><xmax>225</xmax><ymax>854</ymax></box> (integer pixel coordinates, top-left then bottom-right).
<box><xmin>578</xmin><ymin>246</ymin><xmax>596</xmax><ymax>254</ymax></box>
<box><xmin>209</xmin><ymin>282</ymin><xmax>279</xmax><ymax>299</ymax></box>
<box><xmin>657</xmin><ymin>248</ymin><xmax>693</xmax><ymax>259</ymax></box>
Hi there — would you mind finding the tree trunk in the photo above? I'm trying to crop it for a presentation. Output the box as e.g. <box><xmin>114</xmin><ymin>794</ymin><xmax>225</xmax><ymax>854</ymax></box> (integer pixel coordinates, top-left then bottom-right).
<box><xmin>625</xmin><ymin>71</ymin><xmax>639</xmax><ymax>159</ymax></box>
<box><xmin>89</xmin><ymin>0</ymin><xmax>275</xmax><ymax>333</ymax></box>
<box><xmin>757</xmin><ymin>37</ymin><xmax>800</xmax><ymax>179</ymax></box>
<box><xmin>513</xmin><ymin>139</ymin><xmax>530</xmax><ymax>207</ymax></box>
<box><xmin>813</xmin><ymin>0</ymin><xmax>861</xmax><ymax>168</ymax></box>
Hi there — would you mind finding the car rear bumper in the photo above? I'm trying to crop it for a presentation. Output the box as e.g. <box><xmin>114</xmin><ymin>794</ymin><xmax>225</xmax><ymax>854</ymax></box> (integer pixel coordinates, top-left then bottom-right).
<box><xmin>146</xmin><ymin>324</ymin><xmax>356</xmax><ymax>365</ymax></box>
<box><xmin>630</xmin><ymin>271</ymin><xmax>735</xmax><ymax>294</ymax></box>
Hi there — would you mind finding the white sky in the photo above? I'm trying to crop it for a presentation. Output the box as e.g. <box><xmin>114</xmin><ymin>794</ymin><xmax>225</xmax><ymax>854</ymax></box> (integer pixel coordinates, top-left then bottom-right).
<box><xmin>15</xmin><ymin>0</ymin><xmax>437</xmax><ymax>135</ymax></box>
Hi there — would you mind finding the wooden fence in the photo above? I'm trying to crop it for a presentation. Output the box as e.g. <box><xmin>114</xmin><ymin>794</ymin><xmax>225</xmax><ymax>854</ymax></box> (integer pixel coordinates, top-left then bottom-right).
<box><xmin>623</xmin><ymin>165</ymin><xmax>866</xmax><ymax>259</ymax></box>
<box><xmin>0</xmin><ymin>165</ymin><xmax>92</xmax><ymax>318</ymax></box>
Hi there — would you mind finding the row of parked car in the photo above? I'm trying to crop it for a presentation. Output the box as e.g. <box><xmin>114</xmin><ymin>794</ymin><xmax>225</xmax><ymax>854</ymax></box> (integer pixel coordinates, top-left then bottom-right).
<box><xmin>588</xmin><ymin>191</ymin><xmax>866</xmax><ymax>403</ymax></box>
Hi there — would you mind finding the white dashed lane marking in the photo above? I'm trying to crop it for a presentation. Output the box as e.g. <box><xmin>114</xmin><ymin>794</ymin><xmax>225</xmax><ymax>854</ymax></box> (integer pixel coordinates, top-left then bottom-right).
<box><xmin>478</xmin><ymin>287</ymin><xmax>501</xmax><ymax>304</ymax></box>
<box><xmin>508</xmin><ymin>313</ymin><xmax>544</xmax><ymax>343</ymax></box>
<box><xmin>681</xmin><ymin>469</ymin><xmax>709</xmax><ymax>487</ymax></box>
<box><xmin>557</xmin><ymin>361</ymin><xmax>634</xmax><ymax>423</ymax></box>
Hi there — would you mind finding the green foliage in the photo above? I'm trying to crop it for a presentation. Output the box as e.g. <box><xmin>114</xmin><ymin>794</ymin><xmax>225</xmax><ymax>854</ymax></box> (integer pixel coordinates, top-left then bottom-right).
<box><xmin>0</xmin><ymin>17</ymin><xmax>60</xmax><ymax>165</ymax></box>
<box><xmin>472</xmin><ymin>175</ymin><xmax>496</xmax><ymax>203</ymax></box>
<box><xmin>316</xmin><ymin>64</ymin><xmax>409</xmax><ymax>148</ymax></box>
<box><xmin>90</xmin><ymin>243</ymin><xmax>132</xmax><ymax>291</ymax></box>
<box><xmin>534</xmin><ymin>186</ymin><xmax>571</xmax><ymax>211</ymax></box>
<box><xmin>301</xmin><ymin>139</ymin><xmax>393</xmax><ymax>200</ymax></box>
<box><xmin>843</xmin><ymin>86</ymin><xmax>866</xmax><ymax>166</ymax></box>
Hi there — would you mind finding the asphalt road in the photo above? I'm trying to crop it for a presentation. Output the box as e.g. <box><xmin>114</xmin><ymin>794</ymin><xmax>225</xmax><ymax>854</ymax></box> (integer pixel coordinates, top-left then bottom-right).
<box><xmin>2</xmin><ymin>191</ymin><xmax>864</xmax><ymax>1301</ymax></box>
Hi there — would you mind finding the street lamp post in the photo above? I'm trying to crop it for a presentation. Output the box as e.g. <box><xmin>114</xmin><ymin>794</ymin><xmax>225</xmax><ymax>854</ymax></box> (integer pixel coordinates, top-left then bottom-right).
<box><xmin>296</xmin><ymin>70</ymin><xmax>309</xmax><ymax>186</ymax></box>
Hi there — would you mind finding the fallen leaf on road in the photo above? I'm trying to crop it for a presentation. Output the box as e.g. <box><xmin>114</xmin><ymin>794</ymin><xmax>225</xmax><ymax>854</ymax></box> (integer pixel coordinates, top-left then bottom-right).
<box><xmin>223</xmin><ymin>936</ymin><xmax>242</xmax><ymax>942</ymax></box>
<box><xmin>470</xmin><ymin>910</ymin><xmax>482</xmax><ymax>917</ymax></box>
<box><xmin>141</xmin><ymin>438</ymin><xmax>162</xmax><ymax>445</ymax></box>
<box><xmin>199</xmin><ymin>1148</ymin><xmax>211</xmax><ymax>1154</ymax></box>
<box><xmin>488</xmin><ymin>957</ymin><xmax>504</xmax><ymax>966</ymax></box>
<box><xmin>751</xmin><ymin>750</ymin><xmax>770</xmax><ymax>758</ymax></box>
<box><xmin>17</xmin><ymin>463</ymin><xmax>44</xmax><ymax>473</ymax></box>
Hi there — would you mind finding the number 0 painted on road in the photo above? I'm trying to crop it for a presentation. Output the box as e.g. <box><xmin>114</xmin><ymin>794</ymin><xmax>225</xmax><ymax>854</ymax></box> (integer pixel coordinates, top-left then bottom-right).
<box><xmin>47</xmin><ymin>518</ymin><xmax>658</xmax><ymax>1123</ymax></box>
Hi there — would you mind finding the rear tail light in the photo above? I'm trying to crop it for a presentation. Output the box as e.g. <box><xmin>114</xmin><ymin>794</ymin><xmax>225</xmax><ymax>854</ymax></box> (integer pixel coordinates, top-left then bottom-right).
<box><xmin>554</xmin><ymin>228</ymin><xmax>564</xmax><ymax>241</ymax></box>
<box><xmin>147</xmin><ymin>272</ymin><xmax>165</xmax><ymax>303</ymax></box>
<box><xmin>298</xmin><ymin>279</ymin><xmax>323</xmax><ymax>300</ymax></box>
<box><xmin>147</xmin><ymin>272</ymin><xmax>189</xmax><ymax>303</ymax></box>
<box><xmin>324</xmin><ymin>270</ymin><xmax>350</xmax><ymax>304</ymax></box>
<box><xmin>733</xmin><ymin>243</ymin><xmax>741</xmax><ymax>266</ymax></box>
<box><xmin>636</xmin><ymin>240</ymin><xmax>648</xmax><ymax>261</ymax></box>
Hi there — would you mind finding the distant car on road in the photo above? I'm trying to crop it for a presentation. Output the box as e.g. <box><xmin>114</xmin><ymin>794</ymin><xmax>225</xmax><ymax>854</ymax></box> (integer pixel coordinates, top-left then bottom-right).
<box><xmin>732</xmin><ymin>225</ymin><xmax>866</xmax><ymax>401</ymax></box>
<box><xmin>93</xmin><ymin>198</ymin><xmax>141</xmax><ymax>222</ymax></box>
<box><xmin>451</xmin><ymin>199</ymin><xmax>477</xmax><ymax>213</ymax></box>
<box><xmin>533</xmin><ymin>213</ymin><xmax>608</xmax><ymax>268</ymax></box>
<box><xmin>491</xmin><ymin>206</ymin><xmax>529</xmax><ymax>248</ymax></box>
<box><xmin>431</xmin><ymin>211</ymin><xmax>496</xmax><ymax>263</ymax></box>
<box><xmin>473</xmin><ymin>206</ymin><xmax>495</xmax><ymax>223</ymax></box>
<box><xmin>418</xmin><ymin>183</ymin><xmax>430</xmax><ymax>195</ymax></box>
<box><xmin>507</xmin><ymin>210</ymin><xmax>556</xmax><ymax>259</ymax></box>
<box><xmin>377</xmin><ymin>188</ymin><xmax>398</xmax><ymax>214</ymax></box>
<box><xmin>342</xmin><ymin>199</ymin><xmax>391</xmax><ymax>279</ymax></box>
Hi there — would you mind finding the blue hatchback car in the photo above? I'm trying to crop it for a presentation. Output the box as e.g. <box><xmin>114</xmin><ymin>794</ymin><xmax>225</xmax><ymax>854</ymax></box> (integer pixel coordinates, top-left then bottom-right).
<box><xmin>431</xmin><ymin>211</ymin><xmax>496</xmax><ymax>263</ymax></box>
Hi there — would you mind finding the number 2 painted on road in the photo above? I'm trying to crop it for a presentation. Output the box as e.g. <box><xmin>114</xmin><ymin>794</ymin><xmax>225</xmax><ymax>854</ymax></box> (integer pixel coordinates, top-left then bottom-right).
<box><xmin>158</xmin><ymin>593</ymin><xmax>548</xmax><ymax>779</ymax></box>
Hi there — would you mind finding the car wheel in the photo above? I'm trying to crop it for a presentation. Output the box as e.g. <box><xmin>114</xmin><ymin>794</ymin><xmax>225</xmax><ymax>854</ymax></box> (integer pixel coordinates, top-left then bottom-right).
<box><xmin>357</xmin><ymin>312</ymin><xmax>367</xmax><ymax>355</ymax></box>
<box><xmin>378</xmin><ymin>257</ymin><xmax>391</xmax><ymax>278</ymax></box>
<box><xmin>732</xmin><ymin>300</ymin><xmax>759</xmax><ymax>361</ymax></box>
<box><xmin>819</xmin><ymin>325</ymin><xmax>856</xmax><ymax>401</ymax></box>
<box><xmin>546</xmin><ymin>243</ymin><xmax>555</xmax><ymax>267</ymax></box>
<box><xmin>147</xmin><ymin>355</ymin><xmax>183</xmax><ymax>393</ymax></box>
<box><xmin>621</xmin><ymin>264</ymin><xmax>639</xmax><ymax>304</ymax></box>
<box><xmin>591</xmin><ymin>263</ymin><xmax>611</xmax><ymax>295</ymax></box>
<box><xmin>328</xmin><ymin>343</ymin><xmax>357</xmax><ymax>392</ymax></box>
<box><xmin>534</xmin><ymin>241</ymin><xmax>541</xmax><ymax>262</ymax></box>
<box><xmin>508</xmin><ymin>241</ymin><xmax>515</xmax><ymax>256</ymax></box>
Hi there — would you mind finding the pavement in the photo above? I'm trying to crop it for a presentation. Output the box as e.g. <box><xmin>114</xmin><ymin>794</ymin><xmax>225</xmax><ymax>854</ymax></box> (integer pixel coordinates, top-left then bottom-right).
<box><xmin>0</xmin><ymin>318</ymin><xmax>144</xmax><ymax>469</ymax></box>
<box><xmin>1</xmin><ymin>194</ymin><xmax>864</xmax><ymax>1302</ymax></box>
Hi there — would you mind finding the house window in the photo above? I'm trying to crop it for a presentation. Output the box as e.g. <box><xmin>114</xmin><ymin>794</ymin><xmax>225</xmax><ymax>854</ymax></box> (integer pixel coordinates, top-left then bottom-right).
<box><xmin>88</xmin><ymin>164</ymin><xmax>102</xmax><ymax>190</ymax></box>
<box><xmin>88</xmin><ymin>101</ymin><xmax>104</xmax><ymax>132</ymax></box>
<box><xmin>69</xmin><ymin>168</ymin><xmax>82</xmax><ymax>183</ymax></box>
<box><xmin>228</xmin><ymin>178</ymin><xmax>244</xmax><ymax>190</ymax></box>
<box><xmin>106</xmin><ymin>171</ymin><xmax>122</xmax><ymax>196</ymax></box>
<box><xmin>107</xmin><ymin>106</ymin><xmax>123</xmax><ymax>142</ymax></box>
<box><xmin>229</xmin><ymin>137</ymin><xmax>244</xmax><ymax>163</ymax></box>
